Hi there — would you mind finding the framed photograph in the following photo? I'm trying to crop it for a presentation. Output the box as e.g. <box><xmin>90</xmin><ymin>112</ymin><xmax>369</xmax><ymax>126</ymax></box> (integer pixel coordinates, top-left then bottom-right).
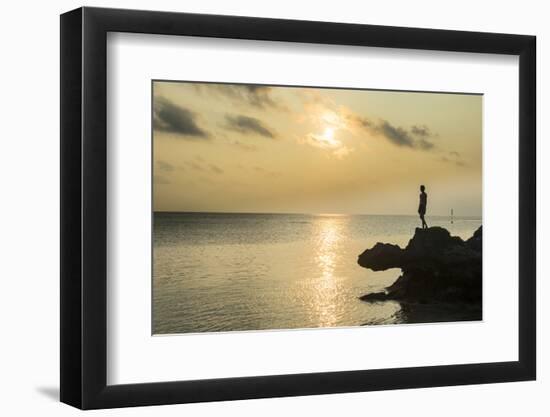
<box><xmin>60</xmin><ymin>7</ymin><xmax>536</xmax><ymax>409</ymax></box>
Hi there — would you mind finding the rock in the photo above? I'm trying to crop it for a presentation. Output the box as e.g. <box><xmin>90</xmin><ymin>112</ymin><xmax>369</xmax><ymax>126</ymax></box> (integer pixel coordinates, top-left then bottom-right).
<box><xmin>356</xmin><ymin>242</ymin><xmax>403</xmax><ymax>271</ymax></box>
<box><xmin>359</xmin><ymin>292</ymin><xmax>388</xmax><ymax>302</ymax></box>
<box><xmin>466</xmin><ymin>226</ymin><xmax>482</xmax><ymax>252</ymax></box>
<box><xmin>358</xmin><ymin>226</ymin><xmax>482</xmax><ymax>304</ymax></box>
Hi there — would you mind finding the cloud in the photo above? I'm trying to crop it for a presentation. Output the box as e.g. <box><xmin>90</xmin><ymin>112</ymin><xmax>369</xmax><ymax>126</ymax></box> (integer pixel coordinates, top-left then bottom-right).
<box><xmin>156</xmin><ymin>160</ymin><xmax>174</xmax><ymax>172</ymax></box>
<box><xmin>183</xmin><ymin>158</ymin><xmax>224</xmax><ymax>175</ymax></box>
<box><xmin>377</xmin><ymin>120</ymin><xmax>416</xmax><ymax>147</ymax></box>
<box><xmin>230</xmin><ymin>140</ymin><xmax>258</xmax><ymax>152</ymax></box>
<box><xmin>153</xmin><ymin>97</ymin><xmax>209</xmax><ymax>138</ymax></box>
<box><xmin>196</xmin><ymin>84</ymin><xmax>283</xmax><ymax>110</ymax></box>
<box><xmin>298</xmin><ymin>130</ymin><xmax>354</xmax><ymax>159</ymax></box>
<box><xmin>185</xmin><ymin>160</ymin><xmax>204</xmax><ymax>171</ymax></box>
<box><xmin>235</xmin><ymin>85</ymin><xmax>278</xmax><ymax>109</ymax></box>
<box><xmin>333</xmin><ymin>146</ymin><xmax>352</xmax><ymax>159</ymax></box>
<box><xmin>355</xmin><ymin>116</ymin><xmax>374</xmax><ymax>129</ymax></box>
<box><xmin>224</xmin><ymin>114</ymin><xmax>276</xmax><ymax>138</ymax></box>
<box><xmin>411</xmin><ymin>125</ymin><xmax>432</xmax><ymax>138</ymax></box>
<box><xmin>417</xmin><ymin>139</ymin><xmax>435</xmax><ymax>150</ymax></box>
<box><xmin>302</xmin><ymin>132</ymin><xmax>339</xmax><ymax>149</ymax></box>
<box><xmin>440</xmin><ymin>151</ymin><xmax>467</xmax><ymax>167</ymax></box>
<box><xmin>209</xmin><ymin>164</ymin><xmax>224</xmax><ymax>174</ymax></box>
<box><xmin>411</xmin><ymin>124</ymin><xmax>437</xmax><ymax>150</ymax></box>
<box><xmin>351</xmin><ymin>115</ymin><xmax>436</xmax><ymax>151</ymax></box>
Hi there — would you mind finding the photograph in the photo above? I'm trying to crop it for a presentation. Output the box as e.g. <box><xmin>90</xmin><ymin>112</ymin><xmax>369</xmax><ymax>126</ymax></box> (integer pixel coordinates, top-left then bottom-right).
<box><xmin>152</xmin><ymin>80</ymin><xmax>483</xmax><ymax>335</ymax></box>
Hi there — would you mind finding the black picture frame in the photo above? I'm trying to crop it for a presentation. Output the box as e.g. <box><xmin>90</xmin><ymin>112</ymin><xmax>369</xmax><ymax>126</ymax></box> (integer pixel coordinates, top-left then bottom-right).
<box><xmin>60</xmin><ymin>6</ymin><xmax>536</xmax><ymax>410</ymax></box>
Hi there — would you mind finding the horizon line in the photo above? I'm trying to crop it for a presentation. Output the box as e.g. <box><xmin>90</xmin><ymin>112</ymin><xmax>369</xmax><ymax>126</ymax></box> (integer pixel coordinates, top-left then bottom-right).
<box><xmin>153</xmin><ymin>210</ymin><xmax>482</xmax><ymax>218</ymax></box>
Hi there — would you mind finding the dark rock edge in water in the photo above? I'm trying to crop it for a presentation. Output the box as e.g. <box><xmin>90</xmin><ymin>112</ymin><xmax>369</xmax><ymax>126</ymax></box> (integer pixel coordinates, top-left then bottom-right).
<box><xmin>357</xmin><ymin>226</ymin><xmax>482</xmax><ymax>323</ymax></box>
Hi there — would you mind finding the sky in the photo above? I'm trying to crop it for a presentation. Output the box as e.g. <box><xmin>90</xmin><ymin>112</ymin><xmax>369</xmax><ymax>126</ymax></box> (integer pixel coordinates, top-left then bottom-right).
<box><xmin>153</xmin><ymin>81</ymin><xmax>482</xmax><ymax>216</ymax></box>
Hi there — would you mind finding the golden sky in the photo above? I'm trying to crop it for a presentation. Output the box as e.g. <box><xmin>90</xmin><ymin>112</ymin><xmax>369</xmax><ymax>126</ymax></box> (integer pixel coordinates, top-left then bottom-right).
<box><xmin>153</xmin><ymin>81</ymin><xmax>482</xmax><ymax>216</ymax></box>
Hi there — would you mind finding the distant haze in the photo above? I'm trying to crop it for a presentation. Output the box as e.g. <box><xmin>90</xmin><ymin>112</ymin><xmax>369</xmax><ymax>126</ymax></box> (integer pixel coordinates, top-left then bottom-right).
<box><xmin>153</xmin><ymin>81</ymin><xmax>482</xmax><ymax>217</ymax></box>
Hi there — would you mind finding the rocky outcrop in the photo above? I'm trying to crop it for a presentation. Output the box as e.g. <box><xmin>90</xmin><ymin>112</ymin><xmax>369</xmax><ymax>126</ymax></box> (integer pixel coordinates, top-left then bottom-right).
<box><xmin>358</xmin><ymin>226</ymin><xmax>482</xmax><ymax>304</ymax></box>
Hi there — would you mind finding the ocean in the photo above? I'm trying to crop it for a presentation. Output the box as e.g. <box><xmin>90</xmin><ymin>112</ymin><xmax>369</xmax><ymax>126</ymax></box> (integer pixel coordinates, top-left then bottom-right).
<box><xmin>153</xmin><ymin>212</ymin><xmax>482</xmax><ymax>334</ymax></box>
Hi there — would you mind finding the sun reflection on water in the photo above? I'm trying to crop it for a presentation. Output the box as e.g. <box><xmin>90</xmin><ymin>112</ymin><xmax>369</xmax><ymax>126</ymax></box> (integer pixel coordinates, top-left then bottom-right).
<box><xmin>309</xmin><ymin>215</ymin><xmax>349</xmax><ymax>327</ymax></box>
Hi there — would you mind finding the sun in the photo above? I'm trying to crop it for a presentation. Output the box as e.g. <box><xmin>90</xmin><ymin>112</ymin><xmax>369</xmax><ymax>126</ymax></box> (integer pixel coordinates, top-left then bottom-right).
<box><xmin>321</xmin><ymin>127</ymin><xmax>338</xmax><ymax>146</ymax></box>
<box><xmin>323</xmin><ymin>127</ymin><xmax>334</xmax><ymax>140</ymax></box>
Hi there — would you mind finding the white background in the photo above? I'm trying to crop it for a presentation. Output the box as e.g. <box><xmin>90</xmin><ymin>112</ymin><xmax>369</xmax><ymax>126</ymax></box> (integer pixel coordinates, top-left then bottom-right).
<box><xmin>108</xmin><ymin>34</ymin><xmax>518</xmax><ymax>384</ymax></box>
<box><xmin>0</xmin><ymin>0</ymin><xmax>546</xmax><ymax>416</ymax></box>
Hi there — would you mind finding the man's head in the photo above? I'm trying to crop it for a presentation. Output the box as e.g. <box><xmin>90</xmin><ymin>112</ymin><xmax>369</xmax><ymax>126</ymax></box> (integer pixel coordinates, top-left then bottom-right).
<box><xmin>420</xmin><ymin>185</ymin><xmax>425</xmax><ymax>192</ymax></box>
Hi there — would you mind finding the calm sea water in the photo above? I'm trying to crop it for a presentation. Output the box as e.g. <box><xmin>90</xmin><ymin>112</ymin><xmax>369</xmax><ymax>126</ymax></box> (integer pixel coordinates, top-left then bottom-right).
<box><xmin>153</xmin><ymin>213</ymin><xmax>482</xmax><ymax>334</ymax></box>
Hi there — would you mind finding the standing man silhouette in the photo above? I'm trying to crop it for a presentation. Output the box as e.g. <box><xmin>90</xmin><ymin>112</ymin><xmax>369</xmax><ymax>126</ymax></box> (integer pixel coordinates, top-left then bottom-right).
<box><xmin>418</xmin><ymin>185</ymin><xmax>428</xmax><ymax>229</ymax></box>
